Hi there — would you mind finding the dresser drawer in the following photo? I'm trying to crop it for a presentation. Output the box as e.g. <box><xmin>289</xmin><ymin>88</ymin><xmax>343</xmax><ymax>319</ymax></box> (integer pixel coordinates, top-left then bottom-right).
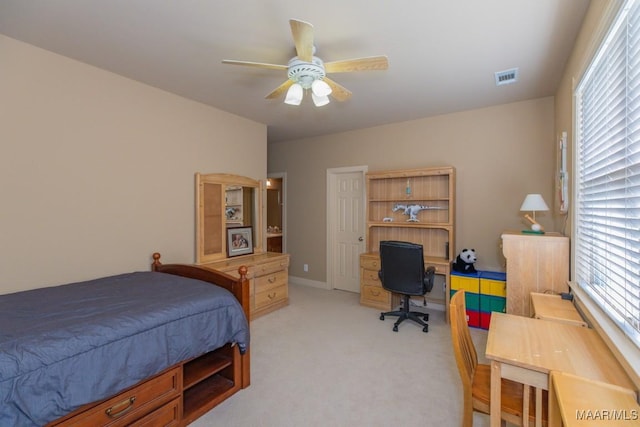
<box><xmin>360</xmin><ymin>257</ymin><xmax>381</xmax><ymax>270</ymax></box>
<box><xmin>255</xmin><ymin>270</ymin><xmax>287</xmax><ymax>293</ymax></box>
<box><xmin>130</xmin><ymin>397</ymin><xmax>180</xmax><ymax>427</ymax></box>
<box><xmin>255</xmin><ymin>284</ymin><xmax>288</xmax><ymax>309</ymax></box>
<box><xmin>361</xmin><ymin>284</ymin><xmax>390</xmax><ymax>305</ymax></box>
<box><xmin>255</xmin><ymin>259</ymin><xmax>290</xmax><ymax>277</ymax></box>
<box><xmin>56</xmin><ymin>367</ymin><xmax>180</xmax><ymax>427</ymax></box>
<box><xmin>361</xmin><ymin>268</ymin><xmax>380</xmax><ymax>283</ymax></box>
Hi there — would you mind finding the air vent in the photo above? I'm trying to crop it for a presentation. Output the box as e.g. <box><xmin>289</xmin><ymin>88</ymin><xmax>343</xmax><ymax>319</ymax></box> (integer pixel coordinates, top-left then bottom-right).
<box><xmin>495</xmin><ymin>68</ymin><xmax>519</xmax><ymax>86</ymax></box>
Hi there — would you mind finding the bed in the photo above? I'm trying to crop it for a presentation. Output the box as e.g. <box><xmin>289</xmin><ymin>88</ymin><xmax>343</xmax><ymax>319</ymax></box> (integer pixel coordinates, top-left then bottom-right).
<box><xmin>0</xmin><ymin>253</ymin><xmax>250</xmax><ymax>426</ymax></box>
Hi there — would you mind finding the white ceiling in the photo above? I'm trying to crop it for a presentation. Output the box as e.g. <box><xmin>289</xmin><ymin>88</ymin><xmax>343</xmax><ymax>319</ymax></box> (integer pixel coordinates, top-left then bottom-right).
<box><xmin>0</xmin><ymin>1</ymin><xmax>590</xmax><ymax>143</ymax></box>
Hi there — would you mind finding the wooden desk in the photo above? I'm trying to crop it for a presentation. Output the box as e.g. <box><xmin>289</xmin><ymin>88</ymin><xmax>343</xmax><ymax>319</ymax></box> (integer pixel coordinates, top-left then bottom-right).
<box><xmin>549</xmin><ymin>371</ymin><xmax>639</xmax><ymax>427</ymax></box>
<box><xmin>530</xmin><ymin>292</ymin><xmax>588</xmax><ymax>327</ymax></box>
<box><xmin>486</xmin><ymin>312</ymin><xmax>635</xmax><ymax>427</ymax></box>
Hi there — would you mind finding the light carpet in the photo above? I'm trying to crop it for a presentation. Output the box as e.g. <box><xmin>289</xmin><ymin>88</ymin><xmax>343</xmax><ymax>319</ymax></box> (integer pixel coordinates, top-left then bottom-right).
<box><xmin>192</xmin><ymin>284</ymin><xmax>491</xmax><ymax>427</ymax></box>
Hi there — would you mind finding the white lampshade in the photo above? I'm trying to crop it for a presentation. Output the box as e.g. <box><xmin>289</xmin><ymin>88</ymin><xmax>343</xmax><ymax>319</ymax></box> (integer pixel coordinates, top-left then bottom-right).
<box><xmin>312</xmin><ymin>92</ymin><xmax>330</xmax><ymax>107</ymax></box>
<box><xmin>520</xmin><ymin>194</ymin><xmax>549</xmax><ymax>212</ymax></box>
<box><xmin>311</xmin><ymin>79</ymin><xmax>332</xmax><ymax>97</ymax></box>
<box><xmin>284</xmin><ymin>83</ymin><xmax>303</xmax><ymax>105</ymax></box>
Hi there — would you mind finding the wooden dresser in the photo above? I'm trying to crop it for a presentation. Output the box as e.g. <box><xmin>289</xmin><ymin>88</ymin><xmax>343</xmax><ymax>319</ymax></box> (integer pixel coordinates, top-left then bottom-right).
<box><xmin>501</xmin><ymin>231</ymin><xmax>570</xmax><ymax>317</ymax></box>
<box><xmin>202</xmin><ymin>252</ymin><xmax>290</xmax><ymax>320</ymax></box>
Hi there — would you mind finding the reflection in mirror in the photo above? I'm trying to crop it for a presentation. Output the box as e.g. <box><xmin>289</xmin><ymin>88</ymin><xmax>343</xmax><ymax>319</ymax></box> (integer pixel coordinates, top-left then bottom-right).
<box><xmin>267</xmin><ymin>189</ymin><xmax>282</xmax><ymax>230</ymax></box>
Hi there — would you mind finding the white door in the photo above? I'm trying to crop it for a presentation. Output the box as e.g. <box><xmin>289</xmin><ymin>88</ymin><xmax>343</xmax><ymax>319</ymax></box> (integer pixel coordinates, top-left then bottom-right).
<box><xmin>327</xmin><ymin>168</ymin><xmax>366</xmax><ymax>292</ymax></box>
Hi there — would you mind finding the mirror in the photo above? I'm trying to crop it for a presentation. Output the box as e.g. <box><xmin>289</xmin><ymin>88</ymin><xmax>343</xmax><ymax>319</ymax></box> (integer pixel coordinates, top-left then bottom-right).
<box><xmin>196</xmin><ymin>173</ymin><xmax>264</xmax><ymax>264</ymax></box>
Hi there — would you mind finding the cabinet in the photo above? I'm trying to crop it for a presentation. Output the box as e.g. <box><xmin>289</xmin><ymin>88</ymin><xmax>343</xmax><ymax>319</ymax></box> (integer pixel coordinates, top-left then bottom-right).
<box><xmin>359</xmin><ymin>166</ymin><xmax>456</xmax><ymax>318</ymax></box>
<box><xmin>501</xmin><ymin>231</ymin><xmax>569</xmax><ymax>317</ymax></box>
<box><xmin>202</xmin><ymin>252</ymin><xmax>290</xmax><ymax>320</ymax></box>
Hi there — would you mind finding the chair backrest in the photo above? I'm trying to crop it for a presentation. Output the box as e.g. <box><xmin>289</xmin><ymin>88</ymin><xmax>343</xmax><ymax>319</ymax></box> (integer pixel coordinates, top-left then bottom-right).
<box><xmin>378</xmin><ymin>240</ymin><xmax>432</xmax><ymax>296</ymax></box>
<box><xmin>449</xmin><ymin>290</ymin><xmax>478</xmax><ymax>390</ymax></box>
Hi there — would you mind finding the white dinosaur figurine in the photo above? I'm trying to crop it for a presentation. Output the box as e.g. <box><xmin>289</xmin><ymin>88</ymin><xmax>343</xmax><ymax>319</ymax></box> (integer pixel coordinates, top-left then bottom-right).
<box><xmin>392</xmin><ymin>204</ymin><xmax>440</xmax><ymax>222</ymax></box>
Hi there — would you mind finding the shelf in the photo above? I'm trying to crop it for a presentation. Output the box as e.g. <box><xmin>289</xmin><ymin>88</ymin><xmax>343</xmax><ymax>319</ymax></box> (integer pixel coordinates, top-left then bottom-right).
<box><xmin>368</xmin><ymin>198</ymin><xmax>449</xmax><ymax>202</ymax></box>
<box><xmin>183</xmin><ymin>351</ymin><xmax>233</xmax><ymax>390</ymax></box>
<box><xmin>183</xmin><ymin>375</ymin><xmax>235</xmax><ymax>422</ymax></box>
<box><xmin>368</xmin><ymin>222</ymin><xmax>453</xmax><ymax>228</ymax></box>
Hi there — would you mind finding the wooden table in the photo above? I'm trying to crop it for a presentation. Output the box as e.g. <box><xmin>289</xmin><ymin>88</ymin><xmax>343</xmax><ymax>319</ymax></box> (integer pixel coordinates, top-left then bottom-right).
<box><xmin>485</xmin><ymin>312</ymin><xmax>636</xmax><ymax>427</ymax></box>
<box><xmin>530</xmin><ymin>292</ymin><xmax>588</xmax><ymax>327</ymax></box>
<box><xmin>549</xmin><ymin>371</ymin><xmax>639</xmax><ymax>426</ymax></box>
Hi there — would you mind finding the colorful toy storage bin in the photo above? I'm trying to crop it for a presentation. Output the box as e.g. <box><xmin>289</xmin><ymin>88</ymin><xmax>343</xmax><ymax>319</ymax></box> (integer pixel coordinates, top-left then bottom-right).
<box><xmin>478</xmin><ymin>271</ymin><xmax>506</xmax><ymax>329</ymax></box>
<box><xmin>450</xmin><ymin>271</ymin><xmax>481</xmax><ymax>327</ymax></box>
<box><xmin>451</xmin><ymin>270</ymin><xmax>506</xmax><ymax>329</ymax></box>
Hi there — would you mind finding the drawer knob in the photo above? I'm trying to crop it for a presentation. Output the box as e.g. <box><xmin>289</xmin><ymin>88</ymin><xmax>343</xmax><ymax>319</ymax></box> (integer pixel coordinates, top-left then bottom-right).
<box><xmin>371</xmin><ymin>290</ymin><xmax>380</xmax><ymax>296</ymax></box>
<box><xmin>105</xmin><ymin>396</ymin><xmax>136</xmax><ymax>419</ymax></box>
<box><xmin>268</xmin><ymin>292</ymin><xmax>277</xmax><ymax>300</ymax></box>
<box><xmin>268</xmin><ymin>276</ymin><xmax>277</xmax><ymax>283</ymax></box>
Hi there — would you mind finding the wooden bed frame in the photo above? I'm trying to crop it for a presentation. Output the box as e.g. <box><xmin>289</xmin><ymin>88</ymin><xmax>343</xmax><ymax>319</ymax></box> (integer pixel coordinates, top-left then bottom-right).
<box><xmin>47</xmin><ymin>253</ymin><xmax>251</xmax><ymax>427</ymax></box>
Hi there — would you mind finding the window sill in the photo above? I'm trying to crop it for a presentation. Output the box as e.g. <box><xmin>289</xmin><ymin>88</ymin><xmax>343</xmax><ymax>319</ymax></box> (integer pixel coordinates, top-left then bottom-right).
<box><xmin>571</xmin><ymin>282</ymin><xmax>640</xmax><ymax>390</ymax></box>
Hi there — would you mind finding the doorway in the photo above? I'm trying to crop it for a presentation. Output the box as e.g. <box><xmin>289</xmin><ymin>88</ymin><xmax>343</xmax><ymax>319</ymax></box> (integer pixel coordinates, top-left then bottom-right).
<box><xmin>266</xmin><ymin>174</ymin><xmax>286</xmax><ymax>253</ymax></box>
<box><xmin>326</xmin><ymin>166</ymin><xmax>367</xmax><ymax>292</ymax></box>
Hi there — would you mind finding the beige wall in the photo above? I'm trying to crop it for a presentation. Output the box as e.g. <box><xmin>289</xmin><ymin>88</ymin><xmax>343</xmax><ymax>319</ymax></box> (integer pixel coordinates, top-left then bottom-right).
<box><xmin>0</xmin><ymin>35</ymin><xmax>267</xmax><ymax>293</ymax></box>
<box><xmin>269</xmin><ymin>97</ymin><xmax>557</xmax><ymax>283</ymax></box>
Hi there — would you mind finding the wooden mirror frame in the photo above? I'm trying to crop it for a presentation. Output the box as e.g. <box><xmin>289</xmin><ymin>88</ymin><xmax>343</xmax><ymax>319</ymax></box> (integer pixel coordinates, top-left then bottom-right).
<box><xmin>195</xmin><ymin>173</ymin><xmax>264</xmax><ymax>264</ymax></box>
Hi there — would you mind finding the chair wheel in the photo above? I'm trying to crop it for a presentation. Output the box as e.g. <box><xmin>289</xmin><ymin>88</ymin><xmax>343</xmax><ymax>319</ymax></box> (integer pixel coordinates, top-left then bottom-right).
<box><xmin>423</xmin><ymin>314</ymin><xmax>429</xmax><ymax>321</ymax></box>
<box><xmin>393</xmin><ymin>325</ymin><xmax>398</xmax><ymax>332</ymax></box>
<box><xmin>423</xmin><ymin>325</ymin><xmax>429</xmax><ymax>333</ymax></box>
<box><xmin>380</xmin><ymin>314</ymin><xmax>385</xmax><ymax>321</ymax></box>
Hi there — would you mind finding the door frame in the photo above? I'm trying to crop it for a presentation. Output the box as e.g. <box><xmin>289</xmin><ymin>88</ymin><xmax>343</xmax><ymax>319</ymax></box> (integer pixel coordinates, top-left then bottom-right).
<box><xmin>267</xmin><ymin>172</ymin><xmax>287</xmax><ymax>253</ymax></box>
<box><xmin>326</xmin><ymin>165</ymin><xmax>368</xmax><ymax>291</ymax></box>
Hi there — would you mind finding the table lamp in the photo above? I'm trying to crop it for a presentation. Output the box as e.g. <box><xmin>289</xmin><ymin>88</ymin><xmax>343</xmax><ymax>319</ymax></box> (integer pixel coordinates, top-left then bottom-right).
<box><xmin>520</xmin><ymin>194</ymin><xmax>549</xmax><ymax>234</ymax></box>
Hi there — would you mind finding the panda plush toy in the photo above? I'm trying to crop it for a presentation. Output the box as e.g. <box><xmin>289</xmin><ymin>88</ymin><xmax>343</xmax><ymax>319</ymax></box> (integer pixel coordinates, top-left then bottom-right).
<box><xmin>452</xmin><ymin>248</ymin><xmax>477</xmax><ymax>274</ymax></box>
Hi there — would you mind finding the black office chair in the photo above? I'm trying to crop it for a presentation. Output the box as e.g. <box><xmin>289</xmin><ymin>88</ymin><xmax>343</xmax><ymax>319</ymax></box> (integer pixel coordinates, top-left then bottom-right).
<box><xmin>378</xmin><ymin>240</ymin><xmax>436</xmax><ymax>333</ymax></box>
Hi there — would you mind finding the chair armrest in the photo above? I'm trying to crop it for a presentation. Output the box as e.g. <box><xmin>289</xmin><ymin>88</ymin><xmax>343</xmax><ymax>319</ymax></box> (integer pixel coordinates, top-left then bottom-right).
<box><xmin>423</xmin><ymin>266</ymin><xmax>436</xmax><ymax>292</ymax></box>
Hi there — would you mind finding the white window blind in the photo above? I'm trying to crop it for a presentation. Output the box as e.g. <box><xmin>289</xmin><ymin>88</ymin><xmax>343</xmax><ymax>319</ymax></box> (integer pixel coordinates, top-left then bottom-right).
<box><xmin>575</xmin><ymin>0</ymin><xmax>640</xmax><ymax>347</ymax></box>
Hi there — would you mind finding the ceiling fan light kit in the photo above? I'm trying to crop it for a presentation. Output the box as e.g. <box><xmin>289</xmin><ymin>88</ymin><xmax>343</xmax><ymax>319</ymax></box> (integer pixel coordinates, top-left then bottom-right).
<box><xmin>285</xmin><ymin>57</ymin><xmax>333</xmax><ymax>106</ymax></box>
<box><xmin>222</xmin><ymin>19</ymin><xmax>389</xmax><ymax>107</ymax></box>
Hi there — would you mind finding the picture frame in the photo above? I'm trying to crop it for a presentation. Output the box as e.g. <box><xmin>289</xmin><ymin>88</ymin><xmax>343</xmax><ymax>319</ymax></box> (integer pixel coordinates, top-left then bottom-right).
<box><xmin>227</xmin><ymin>226</ymin><xmax>253</xmax><ymax>257</ymax></box>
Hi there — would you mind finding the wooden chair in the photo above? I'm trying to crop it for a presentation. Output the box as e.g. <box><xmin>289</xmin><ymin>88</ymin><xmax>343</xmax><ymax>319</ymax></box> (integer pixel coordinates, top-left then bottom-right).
<box><xmin>449</xmin><ymin>290</ymin><xmax>547</xmax><ymax>427</ymax></box>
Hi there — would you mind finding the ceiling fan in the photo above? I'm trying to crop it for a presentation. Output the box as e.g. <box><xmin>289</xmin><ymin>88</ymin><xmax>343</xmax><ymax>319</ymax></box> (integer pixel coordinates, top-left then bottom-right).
<box><xmin>222</xmin><ymin>19</ymin><xmax>389</xmax><ymax>107</ymax></box>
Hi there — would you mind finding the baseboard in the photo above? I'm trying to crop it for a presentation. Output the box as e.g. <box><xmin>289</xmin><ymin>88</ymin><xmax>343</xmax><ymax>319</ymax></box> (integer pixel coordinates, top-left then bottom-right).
<box><xmin>289</xmin><ymin>275</ymin><xmax>329</xmax><ymax>290</ymax></box>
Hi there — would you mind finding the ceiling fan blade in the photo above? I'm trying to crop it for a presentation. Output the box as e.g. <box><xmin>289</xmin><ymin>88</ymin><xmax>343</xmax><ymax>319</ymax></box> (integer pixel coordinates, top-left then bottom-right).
<box><xmin>222</xmin><ymin>59</ymin><xmax>287</xmax><ymax>71</ymax></box>
<box><xmin>324</xmin><ymin>56</ymin><xmax>389</xmax><ymax>73</ymax></box>
<box><xmin>265</xmin><ymin>79</ymin><xmax>294</xmax><ymax>99</ymax></box>
<box><xmin>290</xmin><ymin>19</ymin><xmax>314</xmax><ymax>62</ymax></box>
<box><xmin>323</xmin><ymin>77</ymin><xmax>352</xmax><ymax>102</ymax></box>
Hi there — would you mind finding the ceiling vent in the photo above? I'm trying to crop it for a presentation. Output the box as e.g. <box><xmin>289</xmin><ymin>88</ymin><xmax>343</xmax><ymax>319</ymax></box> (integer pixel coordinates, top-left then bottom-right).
<box><xmin>495</xmin><ymin>68</ymin><xmax>519</xmax><ymax>86</ymax></box>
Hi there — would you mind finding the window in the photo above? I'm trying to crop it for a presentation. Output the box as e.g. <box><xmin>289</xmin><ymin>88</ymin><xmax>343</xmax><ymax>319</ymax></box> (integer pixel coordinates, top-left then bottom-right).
<box><xmin>575</xmin><ymin>0</ymin><xmax>640</xmax><ymax>348</ymax></box>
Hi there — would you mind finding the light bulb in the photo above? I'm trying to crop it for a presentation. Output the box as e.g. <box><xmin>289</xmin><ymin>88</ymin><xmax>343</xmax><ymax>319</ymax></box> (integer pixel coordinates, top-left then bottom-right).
<box><xmin>284</xmin><ymin>83</ymin><xmax>303</xmax><ymax>105</ymax></box>
<box><xmin>311</xmin><ymin>79</ymin><xmax>332</xmax><ymax>97</ymax></box>
<box><xmin>312</xmin><ymin>93</ymin><xmax>330</xmax><ymax>107</ymax></box>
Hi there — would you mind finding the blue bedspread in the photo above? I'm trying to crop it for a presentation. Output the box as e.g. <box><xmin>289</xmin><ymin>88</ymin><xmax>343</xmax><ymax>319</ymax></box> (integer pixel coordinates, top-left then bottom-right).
<box><xmin>0</xmin><ymin>271</ymin><xmax>249</xmax><ymax>426</ymax></box>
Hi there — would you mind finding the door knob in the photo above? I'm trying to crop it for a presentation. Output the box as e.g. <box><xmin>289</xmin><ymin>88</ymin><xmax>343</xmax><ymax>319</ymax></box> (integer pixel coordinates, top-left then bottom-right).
<box><xmin>358</xmin><ymin>237</ymin><xmax>364</xmax><ymax>242</ymax></box>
